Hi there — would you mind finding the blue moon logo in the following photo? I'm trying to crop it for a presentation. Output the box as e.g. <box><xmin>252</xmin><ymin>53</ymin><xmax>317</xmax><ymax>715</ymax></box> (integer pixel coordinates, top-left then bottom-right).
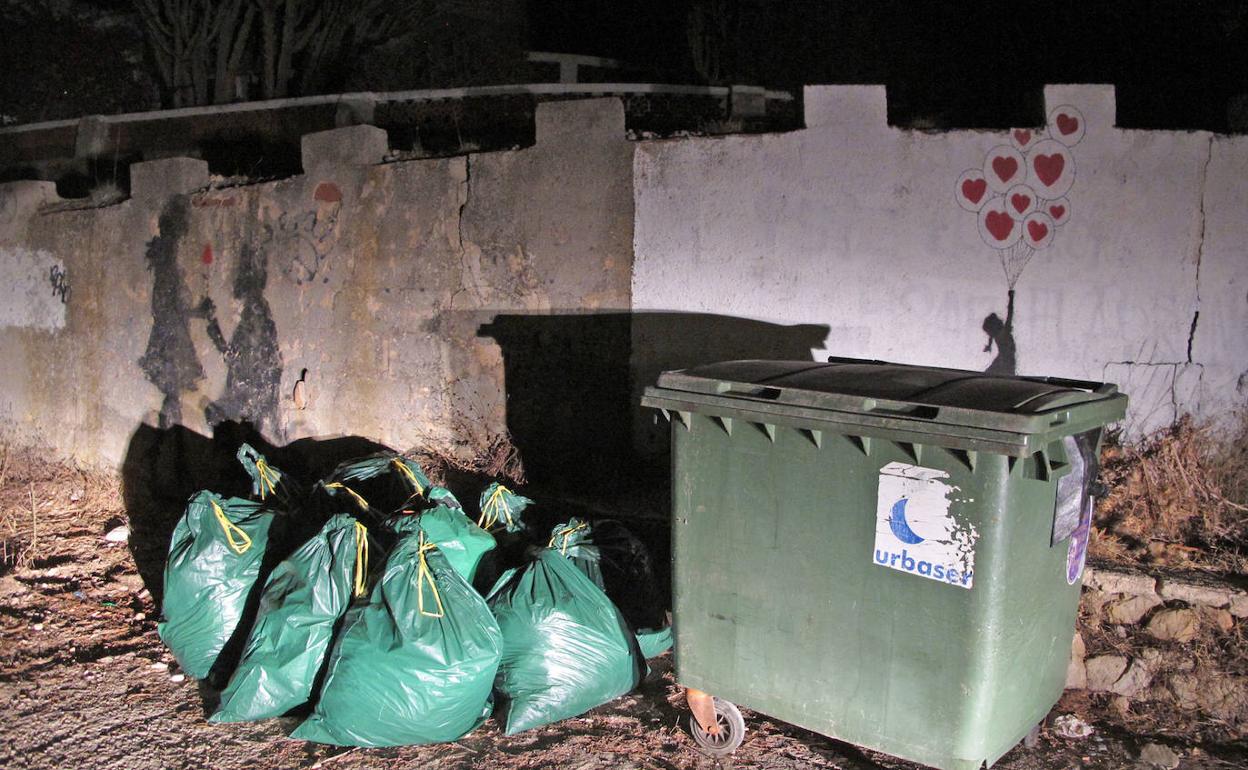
<box><xmin>888</xmin><ymin>498</ymin><xmax>925</xmax><ymax>544</ymax></box>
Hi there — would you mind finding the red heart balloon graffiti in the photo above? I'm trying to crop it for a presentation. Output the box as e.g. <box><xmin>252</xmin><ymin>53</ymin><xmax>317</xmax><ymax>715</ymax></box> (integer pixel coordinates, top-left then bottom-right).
<box><xmin>1011</xmin><ymin>193</ymin><xmax>1031</xmax><ymax>213</ymax></box>
<box><xmin>1027</xmin><ymin>220</ymin><xmax>1049</xmax><ymax>242</ymax></box>
<box><xmin>1034</xmin><ymin>153</ymin><xmax>1065</xmax><ymax>186</ymax></box>
<box><xmin>962</xmin><ymin>178</ymin><xmax>987</xmax><ymax>204</ymax></box>
<box><xmin>986</xmin><ymin>211</ymin><xmax>1015</xmax><ymax>241</ymax></box>
<box><xmin>992</xmin><ymin>156</ymin><xmax>1019</xmax><ymax>184</ymax></box>
<box><xmin>1049</xmin><ymin>204</ymin><xmax>1066</xmax><ymax>220</ymax></box>
<box><xmin>1013</xmin><ymin>129</ymin><xmax>1031</xmax><ymax>145</ymax></box>
<box><xmin>1056</xmin><ymin>113</ymin><xmax>1079</xmax><ymax>136</ymax></box>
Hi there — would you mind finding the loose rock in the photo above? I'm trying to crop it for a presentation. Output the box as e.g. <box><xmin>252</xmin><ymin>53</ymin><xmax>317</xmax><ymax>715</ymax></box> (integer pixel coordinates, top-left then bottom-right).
<box><xmin>1085</xmin><ymin>569</ymin><xmax>1158</xmax><ymax>598</ymax></box>
<box><xmin>1107</xmin><ymin>594</ymin><xmax>1163</xmax><ymax>625</ymax></box>
<box><xmin>1136</xmin><ymin>742</ymin><xmax>1180</xmax><ymax>769</ymax></box>
<box><xmin>1145</xmin><ymin>608</ymin><xmax>1200</xmax><ymax>643</ymax></box>
<box><xmin>1066</xmin><ymin>632</ymin><xmax>1087</xmax><ymax>690</ymax></box>
<box><xmin>1086</xmin><ymin>655</ymin><xmax>1129</xmax><ymax>692</ymax></box>
<box><xmin>1200</xmin><ymin>607</ymin><xmax>1234</xmax><ymax>633</ymax></box>
<box><xmin>103</xmin><ymin>525</ymin><xmax>129</xmax><ymax>543</ymax></box>
<box><xmin>1080</xmin><ymin>588</ymin><xmax>1112</xmax><ymax>621</ymax></box>
<box><xmin>1110</xmin><ymin>659</ymin><xmax>1153</xmax><ymax>698</ymax></box>
<box><xmin>169</xmin><ymin>674</ymin><xmax>185</xmax><ymax>683</ymax></box>
<box><xmin>1157</xmin><ymin>579</ymin><xmax>1231</xmax><ymax>608</ymax></box>
<box><xmin>1229</xmin><ymin>592</ymin><xmax>1248</xmax><ymax>618</ymax></box>
<box><xmin>1169</xmin><ymin>673</ymin><xmax>1248</xmax><ymax>722</ymax></box>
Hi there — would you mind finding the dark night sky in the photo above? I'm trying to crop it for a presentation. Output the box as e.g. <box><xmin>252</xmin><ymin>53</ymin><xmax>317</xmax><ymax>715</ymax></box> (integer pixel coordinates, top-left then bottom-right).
<box><xmin>527</xmin><ymin>0</ymin><xmax>1247</xmax><ymax>130</ymax></box>
<box><xmin>1</xmin><ymin>0</ymin><xmax>1244</xmax><ymax>131</ymax></box>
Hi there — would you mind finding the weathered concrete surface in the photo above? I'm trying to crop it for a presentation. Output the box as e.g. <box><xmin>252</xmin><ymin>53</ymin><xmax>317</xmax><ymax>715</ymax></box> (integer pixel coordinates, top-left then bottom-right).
<box><xmin>130</xmin><ymin>158</ymin><xmax>210</xmax><ymax>203</ymax></box>
<box><xmin>0</xmin><ymin>246</ymin><xmax>66</xmax><ymax>331</ymax></box>
<box><xmin>633</xmin><ymin>84</ymin><xmax>1248</xmax><ymax>438</ymax></box>
<box><xmin>463</xmin><ymin>99</ymin><xmax>636</xmax><ymax>489</ymax></box>
<box><xmin>0</xmin><ymin>99</ymin><xmax>634</xmax><ymax>470</ymax></box>
<box><xmin>3</xmin><ymin>87</ymin><xmax>1246</xmax><ymax>474</ymax></box>
<box><xmin>1191</xmin><ymin>135</ymin><xmax>1248</xmax><ymax>428</ymax></box>
<box><xmin>301</xmin><ymin>125</ymin><xmax>389</xmax><ymax>171</ymax></box>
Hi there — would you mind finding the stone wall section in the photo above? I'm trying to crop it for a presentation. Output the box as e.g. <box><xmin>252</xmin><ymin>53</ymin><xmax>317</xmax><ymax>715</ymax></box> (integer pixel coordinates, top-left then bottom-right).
<box><xmin>0</xmin><ymin>99</ymin><xmax>633</xmax><ymax>467</ymax></box>
<box><xmin>1067</xmin><ymin>565</ymin><xmax>1248</xmax><ymax>732</ymax></box>
<box><xmin>633</xmin><ymin>84</ymin><xmax>1248</xmax><ymax>440</ymax></box>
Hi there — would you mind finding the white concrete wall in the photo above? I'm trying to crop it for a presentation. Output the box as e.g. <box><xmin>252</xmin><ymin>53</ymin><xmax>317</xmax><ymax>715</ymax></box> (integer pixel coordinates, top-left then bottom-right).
<box><xmin>633</xmin><ymin>84</ymin><xmax>1248</xmax><ymax>436</ymax></box>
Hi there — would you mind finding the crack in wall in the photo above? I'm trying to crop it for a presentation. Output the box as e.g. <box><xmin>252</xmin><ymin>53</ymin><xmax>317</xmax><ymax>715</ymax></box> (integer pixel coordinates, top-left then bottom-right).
<box><xmin>1103</xmin><ymin>360</ymin><xmax>1206</xmax><ymax>428</ymax></box>
<box><xmin>447</xmin><ymin>154</ymin><xmax>487</xmax><ymax>311</ymax></box>
<box><xmin>1188</xmin><ymin>136</ymin><xmax>1213</xmax><ymax>364</ymax></box>
<box><xmin>457</xmin><ymin>154</ymin><xmax>470</xmax><ymax>261</ymax></box>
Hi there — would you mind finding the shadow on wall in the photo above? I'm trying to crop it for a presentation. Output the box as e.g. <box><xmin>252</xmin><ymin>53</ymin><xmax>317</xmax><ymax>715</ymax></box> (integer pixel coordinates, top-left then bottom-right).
<box><xmin>982</xmin><ymin>289</ymin><xmax>1018</xmax><ymax>376</ymax></box>
<box><xmin>120</xmin><ymin>420</ymin><xmax>391</xmax><ymax>606</ymax></box>
<box><xmin>479</xmin><ymin>312</ymin><xmax>829</xmax><ymax>508</ymax></box>
<box><xmin>138</xmin><ymin>197</ymin><xmax>285</xmax><ymax>442</ymax></box>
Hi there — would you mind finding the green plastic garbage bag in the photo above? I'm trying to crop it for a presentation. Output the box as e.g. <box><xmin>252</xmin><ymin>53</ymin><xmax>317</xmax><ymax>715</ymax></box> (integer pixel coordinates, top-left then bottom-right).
<box><xmin>323</xmin><ymin>454</ymin><xmax>430</xmax><ymax>516</ymax></box>
<box><xmin>548</xmin><ymin>518</ymin><xmax>603</xmax><ymax>587</ymax></box>
<box><xmin>427</xmin><ymin>485</ymin><xmax>462</xmax><ymax>510</ymax></box>
<box><xmin>487</xmin><ymin>548</ymin><xmax>645</xmax><ymax>735</ymax></box>
<box><xmin>634</xmin><ymin>626</ymin><xmax>673</xmax><ymax>659</ymax></box>
<box><xmin>236</xmin><ymin>443</ymin><xmax>300</xmax><ymax>506</ymax></box>
<box><xmin>477</xmin><ymin>482</ymin><xmax>533</xmax><ymax>533</ymax></box>
<box><xmin>551</xmin><ymin>518</ymin><xmax>665</xmax><ymax>631</ymax></box>
<box><xmin>415</xmin><ymin>505</ymin><xmax>495</xmax><ymax>584</ymax></box>
<box><xmin>548</xmin><ymin>519</ymin><xmax>671</xmax><ymax>658</ymax></box>
<box><xmin>158</xmin><ymin>491</ymin><xmax>277</xmax><ymax>680</ymax></box>
<box><xmin>211</xmin><ymin>514</ymin><xmax>373</xmax><ymax>722</ymax></box>
<box><xmin>291</xmin><ymin>518</ymin><xmax>502</xmax><ymax>747</ymax></box>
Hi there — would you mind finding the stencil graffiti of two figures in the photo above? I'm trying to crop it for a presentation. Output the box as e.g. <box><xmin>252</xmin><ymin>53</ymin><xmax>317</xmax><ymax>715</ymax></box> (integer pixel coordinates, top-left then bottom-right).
<box><xmin>955</xmin><ymin>105</ymin><xmax>1086</xmax><ymax>374</ymax></box>
<box><xmin>140</xmin><ymin>183</ymin><xmax>344</xmax><ymax>443</ymax></box>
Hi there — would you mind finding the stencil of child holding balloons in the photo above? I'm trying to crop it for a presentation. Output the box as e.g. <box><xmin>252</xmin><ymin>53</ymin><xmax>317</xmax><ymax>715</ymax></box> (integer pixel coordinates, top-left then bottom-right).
<box><xmin>955</xmin><ymin>105</ymin><xmax>1086</xmax><ymax>374</ymax></box>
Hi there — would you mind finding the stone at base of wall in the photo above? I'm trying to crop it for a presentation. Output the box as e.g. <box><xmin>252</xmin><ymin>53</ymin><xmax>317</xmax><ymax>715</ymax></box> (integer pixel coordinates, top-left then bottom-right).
<box><xmin>1085</xmin><ymin>566</ymin><xmax>1247</xmax><ymax>613</ymax></box>
<box><xmin>1068</xmin><ymin>564</ymin><xmax>1247</xmax><ymax>731</ymax></box>
<box><xmin>301</xmin><ymin>125</ymin><xmax>388</xmax><ymax>171</ymax></box>
<box><xmin>129</xmin><ymin>157</ymin><xmax>209</xmax><ymax>203</ymax></box>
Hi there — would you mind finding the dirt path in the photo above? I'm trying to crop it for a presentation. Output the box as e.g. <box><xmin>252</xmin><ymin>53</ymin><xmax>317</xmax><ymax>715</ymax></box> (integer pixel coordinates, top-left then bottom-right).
<box><xmin>0</xmin><ymin>459</ymin><xmax>1243</xmax><ymax>770</ymax></box>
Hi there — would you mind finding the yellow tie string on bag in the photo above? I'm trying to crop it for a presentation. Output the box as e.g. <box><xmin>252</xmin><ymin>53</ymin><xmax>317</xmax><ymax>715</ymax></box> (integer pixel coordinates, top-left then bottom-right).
<box><xmin>211</xmin><ymin>499</ymin><xmax>253</xmax><ymax>555</ymax></box>
<box><xmin>325</xmin><ymin>482</ymin><xmax>370</xmax><ymax>512</ymax></box>
<box><xmin>548</xmin><ymin>521</ymin><xmax>588</xmax><ymax>556</ymax></box>
<box><xmin>254</xmin><ymin>458</ymin><xmax>280</xmax><ymax>500</ymax></box>
<box><xmin>352</xmin><ymin>522</ymin><xmax>369</xmax><ymax>598</ymax></box>
<box><xmin>392</xmin><ymin>458</ymin><xmax>425</xmax><ymax>496</ymax></box>
<box><xmin>477</xmin><ymin>484</ymin><xmax>515</xmax><ymax>531</ymax></box>
<box><xmin>415</xmin><ymin>533</ymin><xmax>445</xmax><ymax>618</ymax></box>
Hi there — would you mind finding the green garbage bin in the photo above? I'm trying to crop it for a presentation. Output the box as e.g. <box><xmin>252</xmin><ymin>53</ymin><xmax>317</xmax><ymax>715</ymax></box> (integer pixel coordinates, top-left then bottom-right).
<box><xmin>642</xmin><ymin>357</ymin><xmax>1126</xmax><ymax>770</ymax></box>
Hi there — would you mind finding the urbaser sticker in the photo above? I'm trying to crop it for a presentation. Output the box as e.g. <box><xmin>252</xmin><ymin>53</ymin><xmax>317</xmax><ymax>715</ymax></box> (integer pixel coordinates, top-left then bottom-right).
<box><xmin>873</xmin><ymin>462</ymin><xmax>978</xmax><ymax>589</ymax></box>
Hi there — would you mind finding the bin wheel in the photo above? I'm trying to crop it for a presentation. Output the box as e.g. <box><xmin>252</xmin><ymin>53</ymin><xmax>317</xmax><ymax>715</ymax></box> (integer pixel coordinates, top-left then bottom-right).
<box><xmin>1023</xmin><ymin>723</ymin><xmax>1041</xmax><ymax>749</ymax></box>
<box><xmin>689</xmin><ymin>697</ymin><xmax>746</xmax><ymax>755</ymax></box>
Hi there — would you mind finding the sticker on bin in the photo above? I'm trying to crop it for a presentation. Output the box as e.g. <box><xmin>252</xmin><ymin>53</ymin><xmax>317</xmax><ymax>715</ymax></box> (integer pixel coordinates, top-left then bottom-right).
<box><xmin>873</xmin><ymin>462</ymin><xmax>979</xmax><ymax>589</ymax></box>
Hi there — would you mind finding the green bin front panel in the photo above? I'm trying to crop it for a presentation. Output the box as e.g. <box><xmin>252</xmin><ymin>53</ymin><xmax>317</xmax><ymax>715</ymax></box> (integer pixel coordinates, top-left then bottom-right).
<box><xmin>670</xmin><ymin>413</ymin><xmax>1083</xmax><ymax>770</ymax></box>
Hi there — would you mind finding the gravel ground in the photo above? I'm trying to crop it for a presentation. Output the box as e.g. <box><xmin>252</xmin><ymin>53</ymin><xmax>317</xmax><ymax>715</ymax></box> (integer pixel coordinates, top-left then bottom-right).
<box><xmin>0</xmin><ymin>460</ymin><xmax>1244</xmax><ymax>770</ymax></box>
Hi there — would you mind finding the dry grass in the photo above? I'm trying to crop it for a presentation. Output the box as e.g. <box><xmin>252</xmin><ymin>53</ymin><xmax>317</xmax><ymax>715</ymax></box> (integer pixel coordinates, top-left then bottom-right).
<box><xmin>414</xmin><ymin>432</ymin><xmax>526</xmax><ymax>488</ymax></box>
<box><xmin>1092</xmin><ymin>413</ymin><xmax>1248</xmax><ymax>574</ymax></box>
<box><xmin>0</xmin><ymin>444</ymin><xmax>125</xmax><ymax>573</ymax></box>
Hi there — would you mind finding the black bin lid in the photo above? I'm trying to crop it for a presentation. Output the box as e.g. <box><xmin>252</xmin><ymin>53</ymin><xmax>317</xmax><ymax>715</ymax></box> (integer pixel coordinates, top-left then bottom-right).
<box><xmin>643</xmin><ymin>357</ymin><xmax>1128</xmax><ymax>455</ymax></box>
